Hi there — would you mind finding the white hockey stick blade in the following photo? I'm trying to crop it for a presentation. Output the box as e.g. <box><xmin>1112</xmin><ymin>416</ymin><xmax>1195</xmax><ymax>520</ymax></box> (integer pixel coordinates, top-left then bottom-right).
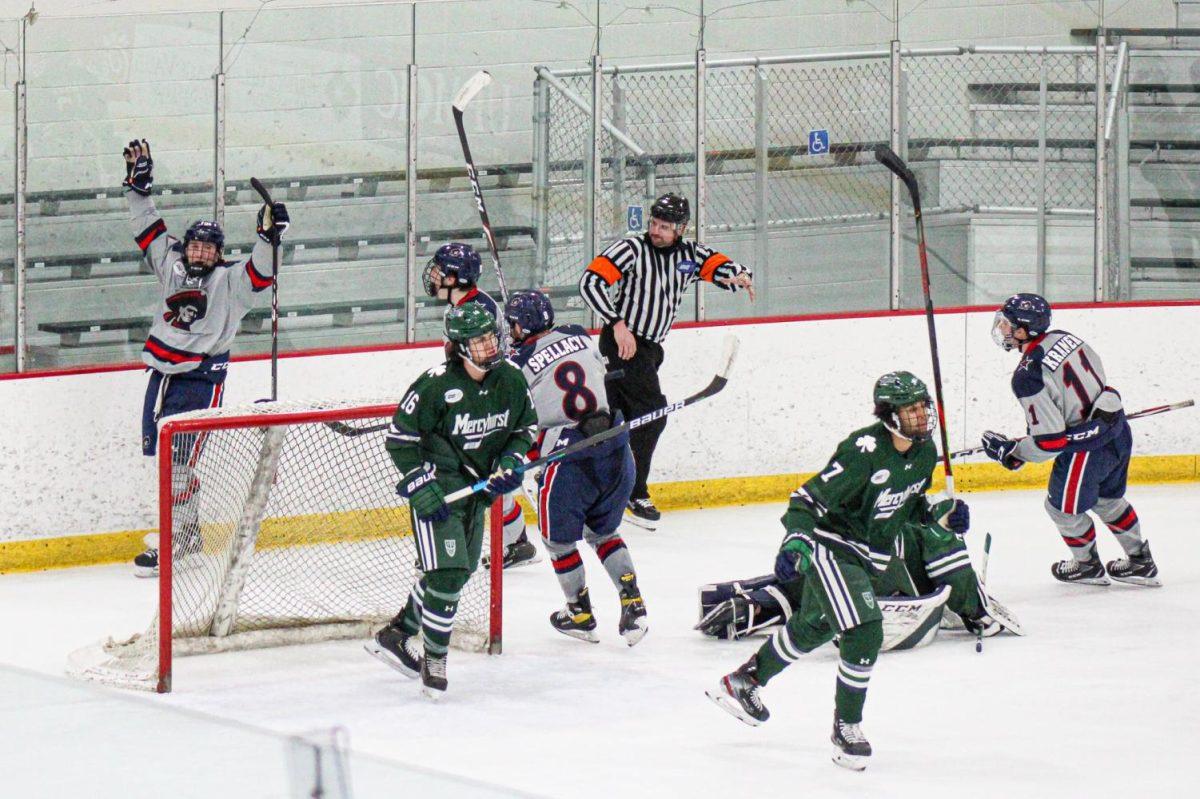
<box><xmin>453</xmin><ymin>70</ymin><xmax>492</xmax><ymax>112</ymax></box>
<box><xmin>717</xmin><ymin>335</ymin><xmax>740</xmax><ymax>379</ymax></box>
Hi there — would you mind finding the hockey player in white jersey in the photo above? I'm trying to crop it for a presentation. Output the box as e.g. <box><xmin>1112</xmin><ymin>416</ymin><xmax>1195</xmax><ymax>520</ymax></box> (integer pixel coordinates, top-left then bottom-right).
<box><xmin>123</xmin><ymin>138</ymin><xmax>289</xmax><ymax>576</ymax></box>
<box><xmin>505</xmin><ymin>290</ymin><xmax>648</xmax><ymax>645</ymax></box>
<box><xmin>982</xmin><ymin>293</ymin><xmax>1160</xmax><ymax>586</ymax></box>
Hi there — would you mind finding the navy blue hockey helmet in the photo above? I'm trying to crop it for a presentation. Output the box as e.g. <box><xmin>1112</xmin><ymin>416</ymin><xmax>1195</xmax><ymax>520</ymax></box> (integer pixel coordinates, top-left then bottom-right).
<box><xmin>181</xmin><ymin>220</ymin><xmax>225</xmax><ymax>277</ymax></box>
<box><xmin>993</xmin><ymin>292</ymin><xmax>1052</xmax><ymax>351</ymax></box>
<box><xmin>424</xmin><ymin>242</ymin><xmax>483</xmax><ymax>297</ymax></box>
<box><xmin>505</xmin><ymin>290</ymin><xmax>555</xmax><ymax>340</ymax></box>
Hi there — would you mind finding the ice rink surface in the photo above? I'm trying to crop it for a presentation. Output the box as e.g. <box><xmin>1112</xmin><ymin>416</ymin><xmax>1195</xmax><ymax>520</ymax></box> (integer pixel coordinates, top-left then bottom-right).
<box><xmin>2</xmin><ymin>485</ymin><xmax>1197</xmax><ymax>798</ymax></box>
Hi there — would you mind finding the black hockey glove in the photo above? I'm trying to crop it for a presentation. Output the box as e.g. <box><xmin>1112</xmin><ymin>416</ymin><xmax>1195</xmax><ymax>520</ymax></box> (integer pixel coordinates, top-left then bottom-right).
<box><xmin>981</xmin><ymin>431</ymin><xmax>1024</xmax><ymax>471</ymax></box>
<box><xmin>483</xmin><ymin>454</ymin><xmax>524</xmax><ymax>500</ymax></box>
<box><xmin>773</xmin><ymin>533</ymin><xmax>813</xmax><ymax>582</ymax></box>
<box><xmin>397</xmin><ymin>464</ymin><xmax>449</xmax><ymax>524</ymax></box>
<box><xmin>928</xmin><ymin>494</ymin><xmax>970</xmax><ymax>534</ymax></box>
<box><xmin>122</xmin><ymin>138</ymin><xmax>154</xmax><ymax>195</ymax></box>
<box><xmin>256</xmin><ymin>202</ymin><xmax>290</xmax><ymax>243</ymax></box>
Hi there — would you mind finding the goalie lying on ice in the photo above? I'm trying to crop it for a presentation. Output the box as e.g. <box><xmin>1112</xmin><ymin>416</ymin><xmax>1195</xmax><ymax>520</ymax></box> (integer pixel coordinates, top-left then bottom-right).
<box><xmin>696</xmin><ymin>515</ymin><xmax>1023</xmax><ymax>651</ymax></box>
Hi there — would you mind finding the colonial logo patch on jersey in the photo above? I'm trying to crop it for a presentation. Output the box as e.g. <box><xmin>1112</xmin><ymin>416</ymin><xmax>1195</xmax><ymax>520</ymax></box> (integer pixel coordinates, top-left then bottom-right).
<box><xmin>164</xmin><ymin>289</ymin><xmax>208</xmax><ymax>330</ymax></box>
<box><xmin>452</xmin><ymin>409</ymin><xmax>512</xmax><ymax>449</ymax></box>
<box><xmin>873</xmin><ymin>478</ymin><xmax>929</xmax><ymax>520</ymax></box>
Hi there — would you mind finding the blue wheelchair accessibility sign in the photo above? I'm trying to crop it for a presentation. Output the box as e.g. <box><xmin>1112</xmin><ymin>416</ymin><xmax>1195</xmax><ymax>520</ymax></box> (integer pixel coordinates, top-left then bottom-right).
<box><xmin>808</xmin><ymin>129</ymin><xmax>830</xmax><ymax>156</ymax></box>
<box><xmin>627</xmin><ymin>204</ymin><xmax>645</xmax><ymax>233</ymax></box>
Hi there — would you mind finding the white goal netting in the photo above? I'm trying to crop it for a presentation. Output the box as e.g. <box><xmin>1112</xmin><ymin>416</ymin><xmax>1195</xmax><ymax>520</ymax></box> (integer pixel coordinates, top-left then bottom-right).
<box><xmin>68</xmin><ymin>398</ymin><xmax>501</xmax><ymax>692</ymax></box>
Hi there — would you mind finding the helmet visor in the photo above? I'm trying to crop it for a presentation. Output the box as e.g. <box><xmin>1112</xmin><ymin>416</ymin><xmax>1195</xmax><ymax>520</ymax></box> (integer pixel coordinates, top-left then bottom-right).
<box><xmin>991</xmin><ymin>310</ymin><xmax>1016</xmax><ymax>351</ymax></box>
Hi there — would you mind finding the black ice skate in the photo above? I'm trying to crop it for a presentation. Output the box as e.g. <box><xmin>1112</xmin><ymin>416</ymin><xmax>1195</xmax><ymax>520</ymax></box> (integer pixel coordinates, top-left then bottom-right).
<box><xmin>550</xmin><ymin>587</ymin><xmax>600</xmax><ymax>643</ymax></box>
<box><xmin>363</xmin><ymin>624</ymin><xmax>421</xmax><ymax>679</ymax></box>
<box><xmin>133</xmin><ymin>528</ymin><xmax>202</xmax><ymax>578</ymax></box>
<box><xmin>1106</xmin><ymin>542</ymin><xmax>1162</xmax><ymax>587</ymax></box>
<box><xmin>831</xmin><ymin>716</ymin><xmax>872</xmax><ymax>771</ymax></box>
<box><xmin>1051</xmin><ymin>554</ymin><xmax>1110</xmax><ymax>586</ymax></box>
<box><xmin>706</xmin><ymin>659</ymin><xmax>769</xmax><ymax>726</ymax></box>
<box><xmin>618</xmin><ymin>572</ymin><xmax>649</xmax><ymax>646</ymax></box>
<box><xmin>421</xmin><ymin>653</ymin><xmax>448</xmax><ymax>700</ymax></box>
<box><xmin>502</xmin><ymin>533</ymin><xmax>541</xmax><ymax>569</ymax></box>
<box><xmin>624</xmin><ymin>498</ymin><xmax>661</xmax><ymax>530</ymax></box>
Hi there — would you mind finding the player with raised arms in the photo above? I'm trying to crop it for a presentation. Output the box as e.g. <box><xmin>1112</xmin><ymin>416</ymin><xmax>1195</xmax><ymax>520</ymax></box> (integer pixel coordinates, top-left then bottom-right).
<box><xmin>505</xmin><ymin>290</ymin><xmax>648</xmax><ymax>646</ymax></box>
<box><xmin>122</xmin><ymin>138</ymin><xmax>289</xmax><ymax>577</ymax></box>
<box><xmin>705</xmin><ymin>372</ymin><xmax>974</xmax><ymax>771</ymax></box>
<box><xmin>366</xmin><ymin>303</ymin><xmax>536</xmax><ymax>698</ymax></box>
<box><xmin>982</xmin><ymin>293</ymin><xmax>1160</xmax><ymax>586</ymax></box>
<box><xmin>423</xmin><ymin>242</ymin><xmax>537</xmax><ymax>569</ymax></box>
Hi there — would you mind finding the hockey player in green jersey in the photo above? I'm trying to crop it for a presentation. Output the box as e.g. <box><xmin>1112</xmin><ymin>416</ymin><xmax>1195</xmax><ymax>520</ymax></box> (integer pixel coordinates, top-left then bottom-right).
<box><xmin>365</xmin><ymin>303</ymin><xmax>536</xmax><ymax>699</ymax></box>
<box><xmin>706</xmin><ymin>372</ymin><xmax>972</xmax><ymax>771</ymax></box>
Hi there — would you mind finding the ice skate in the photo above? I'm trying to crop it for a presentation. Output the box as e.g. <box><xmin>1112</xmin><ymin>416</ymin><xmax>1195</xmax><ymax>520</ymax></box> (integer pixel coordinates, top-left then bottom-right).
<box><xmin>133</xmin><ymin>528</ymin><xmax>202</xmax><ymax>578</ymax></box>
<box><xmin>617</xmin><ymin>573</ymin><xmax>648</xmax><ymax>646</ymax></box>
<box><xmin>363</xmin><ymin>624</ymin><xmax>421</xmax><ymax>679</ymax></box>
<box><xmin>421</xmin><ymin>653</ymin><xmax>448</xmax><ymax>700</ymax></box>
<box><xmin>550</xmin><ymin>588</ymin><xmax>600</xmax><ymax>643</ymax></box>
<box><xmin>1106</xmin><ymin>542</ymin><xmax>1161</xmax><ymax>587</ymax></box>
<box><xmin>831</xmin><ymin>716</ymin><xmax>872</xmax><ymax>771</ymax></box>
<box><xmin>706</xmin><ymin>659</ymin><xmax>769</xmax><ymax>726</ymax></box>
<box><xmin>502</xmin><ymin>533</ymin><xmax>541</xmax><ymax>569</ymax></box>
<box><xmin>624</xmin><ymin>498</ymin><xmax>660</xmax><ymax>530</ymax></box>
<box><xmin>1051</xmin><ymin>554</ymin><xmax>1110</xmax><ymax>586</ymax></box>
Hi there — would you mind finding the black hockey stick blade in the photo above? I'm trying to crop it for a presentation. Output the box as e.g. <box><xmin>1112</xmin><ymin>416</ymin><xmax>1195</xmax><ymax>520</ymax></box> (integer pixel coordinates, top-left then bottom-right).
<box><xmin>950</xmin><ymin>399</ymin><xmax>1195</xmax><ymax>459</ymax></box>
<box><xmin>874</xmin><ymin>144</ymin><xmax>921</xmax><ymax>212</ymax></box>
<box><xmin>325</xmin><ymin>420</ymin><xmax>389</xmax><ymax>438</ymax></box>
<box><xmin>444</xmin><ymin>335</ymin><xmax>739</xmax><ymax>504</ymax></box>
<box><xmin>249</xmin><ymin>176</ymin><xmax>274</xmax><ymax>205</ymax></box>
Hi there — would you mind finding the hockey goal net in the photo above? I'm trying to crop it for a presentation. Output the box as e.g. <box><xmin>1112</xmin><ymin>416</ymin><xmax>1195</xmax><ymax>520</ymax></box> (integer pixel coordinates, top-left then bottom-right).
<box><xmin>67</xmin><ymin>398</ymin><xmax>503</xmax><ymax>692</ymax></box>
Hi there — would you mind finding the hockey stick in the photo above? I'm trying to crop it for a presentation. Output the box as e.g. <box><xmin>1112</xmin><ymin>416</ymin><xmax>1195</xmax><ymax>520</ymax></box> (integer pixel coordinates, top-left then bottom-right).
<box><xmin>976</xmin><ymin>532</ymin><xmax>992</xmax><ymax>654</ymax></box>
<box><xmin>249</xmin><ymin>177</ymin><xmax>281</xmax><ymax>401</ymax></box>
<box><xmin>322</xmin><ymin>371</ymin><xmax>632</xmax><ymax>439</ymax></box>
<box><xmin>875</xmin><ymin>144</ymin><xmax>955</xmax><ymax>496</ymax></box>
<box><xmin>949</xmin><ymin>399</ymin><xmax>1195</xmax><ymax>460</ymax></box>
<box><xmin>453</xmin><ymin>70</ymin><xmax>510</xmax><ymax>308</ymax></box>
<box><xmin>444</xmin><ymin>335</ymin><xmax>740</xmax><ymax>504</ymax></box>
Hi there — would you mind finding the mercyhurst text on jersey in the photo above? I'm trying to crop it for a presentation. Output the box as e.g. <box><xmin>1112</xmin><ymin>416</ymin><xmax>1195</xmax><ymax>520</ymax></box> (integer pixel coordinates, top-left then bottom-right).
<box><xmin>386</xmin><ymin>358</ymin><xmax>537</xmax><ymax>488</ymax></box>
<box><xmin>787</xmin><ymin>421</ymin><xmax>940</xmax><ymax>574</ymax></box>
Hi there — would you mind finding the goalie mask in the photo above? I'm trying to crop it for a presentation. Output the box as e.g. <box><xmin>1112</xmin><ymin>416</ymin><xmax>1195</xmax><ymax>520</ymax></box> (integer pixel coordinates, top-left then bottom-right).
<box><xmin>444</xmin><ymin>303</ymin><xmax>503</xmax><ymax>371</ymax></box>
<box><xmin>873</xmin><ymin>371</ymin><xmax>936</xmax><ymax>443</ymax></box>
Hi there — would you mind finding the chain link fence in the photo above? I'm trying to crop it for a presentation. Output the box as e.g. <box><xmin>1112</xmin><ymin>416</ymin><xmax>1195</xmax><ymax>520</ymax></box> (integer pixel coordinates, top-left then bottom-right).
<box><xmin>535</xmin><ymin>45</ymin><xmax>1130</xmax><ymax>316</ymax></box>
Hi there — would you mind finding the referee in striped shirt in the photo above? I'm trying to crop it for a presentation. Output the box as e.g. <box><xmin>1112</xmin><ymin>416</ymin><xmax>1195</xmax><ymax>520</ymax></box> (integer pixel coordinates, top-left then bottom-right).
<box><xmin>579</xmin><ymin>193</ymin><xmax>754</xmax><ymax>528</ymax></box>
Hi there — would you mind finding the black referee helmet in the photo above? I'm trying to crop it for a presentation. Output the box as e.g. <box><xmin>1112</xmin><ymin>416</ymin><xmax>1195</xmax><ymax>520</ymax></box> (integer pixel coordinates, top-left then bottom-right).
<box><xmin>650</xmin><ymin>193</ymin><xmax>690</xmax><ymax>226</ymax></box>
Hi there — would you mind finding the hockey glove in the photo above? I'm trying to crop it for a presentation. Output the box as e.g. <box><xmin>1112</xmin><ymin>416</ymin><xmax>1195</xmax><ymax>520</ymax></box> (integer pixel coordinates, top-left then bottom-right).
<box><xmin>484</xmin><ymin>454</ymin><xmax>524</xmax><ymax>500</ymax></box>
<box><xmin>981</xmin><ymin>431</ymin><xmax>1024</xmax><ymax>471</ymax></box>
<box><xmin>927</xmin><ymin>492</ymin><xmax>970</xmax><ymax>534</ymax></box>
<box><xmin>256</xmin><ymin>202</ymin><xmax>290</xmax><ymax>243</ymax></box>
<box><xmin>122</xmin><ymin>138</ymin><xmax>154</xmax><ymax>195</ymax></box>
<box><xmin>773</xmin><ymin>534</ymin><xmax>813</xmax><ymax>583</ymax></box>
<box><xmin>397</xmin><ymin>464</ymin><xmax>449</xmax><ymax>524</ymax></box>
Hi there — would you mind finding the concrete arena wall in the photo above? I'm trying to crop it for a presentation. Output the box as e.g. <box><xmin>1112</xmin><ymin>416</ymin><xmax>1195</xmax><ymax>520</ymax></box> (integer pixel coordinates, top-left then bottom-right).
<box><xmin>0</xmin><ymin>302</ymin><xmax>1196</xmax><ymax>551</ymax></box>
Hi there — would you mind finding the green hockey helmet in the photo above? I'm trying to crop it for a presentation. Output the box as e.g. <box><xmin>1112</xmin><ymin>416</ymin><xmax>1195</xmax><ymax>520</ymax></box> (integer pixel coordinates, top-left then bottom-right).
<box><xmin>444</xmin><ymin>303</ymin><xmax>503</xmax><ymax>371</ymax></box>
<box><xmin>873</xmin><ymin>371</ymin><xmax>936</xmax><ymax>442</ymax></box>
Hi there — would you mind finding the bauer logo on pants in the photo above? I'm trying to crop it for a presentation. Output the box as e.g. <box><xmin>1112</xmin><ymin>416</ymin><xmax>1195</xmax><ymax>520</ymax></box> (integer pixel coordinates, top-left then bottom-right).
<box><xmin>445</xmin><ymin>540</ymin><xmax>457</xmax><ymax>557</ymax></box>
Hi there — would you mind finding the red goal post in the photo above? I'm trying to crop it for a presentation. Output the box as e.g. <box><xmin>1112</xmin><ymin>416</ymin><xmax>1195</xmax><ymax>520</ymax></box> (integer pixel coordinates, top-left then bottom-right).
<box><xmin>68</xmin><ymin>398</ymin><xmax>504</xmax><ymax>693</ymax></box>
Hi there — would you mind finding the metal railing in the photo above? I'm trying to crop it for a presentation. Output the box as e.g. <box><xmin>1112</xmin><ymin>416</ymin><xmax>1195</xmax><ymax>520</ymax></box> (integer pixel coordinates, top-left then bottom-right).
<box><xmin>534</xmin><ymin>43</ymin><xmax>1130</xmax><ymax>319</ymax></box>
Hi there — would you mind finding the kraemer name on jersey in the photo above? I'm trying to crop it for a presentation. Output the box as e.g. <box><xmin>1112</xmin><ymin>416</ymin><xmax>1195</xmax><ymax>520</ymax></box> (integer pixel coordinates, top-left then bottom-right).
<box><xmin>1040</xmin><ymin>333</ymin><xmax>1084</xmax><ymax>372</ymax></box>
<box><xmin>522</xmin><ymin>333</ymin><xmax>589</xmax><ymax>376</ymax></box>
